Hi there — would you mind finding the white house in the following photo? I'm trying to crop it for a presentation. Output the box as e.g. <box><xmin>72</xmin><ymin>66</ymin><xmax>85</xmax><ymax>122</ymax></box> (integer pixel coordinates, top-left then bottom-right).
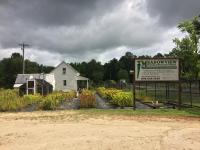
<box><xmin>14</xmin><ymin>61</ymin><xmax>89</xmax><ymax>92</ymax></box>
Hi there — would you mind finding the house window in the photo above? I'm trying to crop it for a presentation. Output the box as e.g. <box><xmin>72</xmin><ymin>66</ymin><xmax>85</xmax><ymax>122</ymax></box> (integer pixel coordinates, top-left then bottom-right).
<box><xmin>63</xmin><ymin>80</ymin><xmax>67</xmax><ymax>86</ymax></box>
<box><xmin>27</xmin><ymin>80</ymin><xmax>35</xmax><ymax>95</ymax></box>
<box><xmin>28</xmin><ymin>81</ymin><xmax>34</xmax><ymax>88</ymax></box>
<box><xmin>62</xmin><ymin>68</ymin><xmax>66</xmax><ymax>74</ymax></box>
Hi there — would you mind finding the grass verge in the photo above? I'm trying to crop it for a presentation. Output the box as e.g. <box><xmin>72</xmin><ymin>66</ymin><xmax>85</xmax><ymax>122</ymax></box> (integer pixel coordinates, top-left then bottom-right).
<box><xmin>76</xmin><ymin>108</ymin><xmax>200</xmax><ymax>118</ymax></box>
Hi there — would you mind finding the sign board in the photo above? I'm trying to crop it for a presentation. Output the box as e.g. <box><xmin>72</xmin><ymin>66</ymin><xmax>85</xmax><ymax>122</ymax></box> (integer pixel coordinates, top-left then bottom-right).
<box><xmin>135</xmin><ymin>58</ymin><xmax>179</xmax><ymax>81</ymax></box>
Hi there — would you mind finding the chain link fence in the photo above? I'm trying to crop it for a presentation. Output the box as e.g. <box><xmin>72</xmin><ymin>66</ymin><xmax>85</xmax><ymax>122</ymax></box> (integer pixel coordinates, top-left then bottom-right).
<box><xmin>134</xmin><ymin>80</ymin><xmax>200</xmax><ymax>107</ymax></box>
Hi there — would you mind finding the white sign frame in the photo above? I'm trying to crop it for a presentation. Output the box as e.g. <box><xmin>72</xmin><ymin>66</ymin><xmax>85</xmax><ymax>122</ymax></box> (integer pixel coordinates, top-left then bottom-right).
<box><xmin>135</xmin><ymin>58</ymin><xmax>180</xmax><ymax>82</ymax></box>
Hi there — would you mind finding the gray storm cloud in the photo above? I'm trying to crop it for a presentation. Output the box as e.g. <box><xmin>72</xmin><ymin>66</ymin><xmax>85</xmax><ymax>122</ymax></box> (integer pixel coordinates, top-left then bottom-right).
<box><xmin>0</xmin><ymin>0</ymin><xmax>199</xmax><ymax>64</ymax></box>
<box><xmin>146</xmin><ymin>0</ymin><xmax>200</xmax><ymax>26</ymax></box>
<box><xmin>0</xmin><ymin>0</ymin><xmax>163</xmax><ymax>56</ymax></box>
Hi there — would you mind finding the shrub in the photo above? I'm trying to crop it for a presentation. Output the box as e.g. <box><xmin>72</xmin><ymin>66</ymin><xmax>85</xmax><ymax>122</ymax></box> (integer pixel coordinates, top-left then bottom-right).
<box><xmin>0</xmin><ymin>89</ymin><xmax>76</xmax><ymax>111</ymax></box>
<box><xmin>97</xmin><ymin>87</ymin><xmax>133</xmax><ymax>107</ymax></box>
<box><xmin>23</xmin><ymin>94</ymin><xmax>43</xmax><ymax>104</ymax></box>
<box><xmin>96</xmin><ymin>87</ymin><xmax>107</xmax><ymax>98</ymax></box>
<box><xmin>79</xmin><ymin>90</ymin><xmax>96</xmax><ymax>108</ymax></box>
<box><xmin>97</xmin><ymin>87</ymin><xmax>122</xmax><ymax>100</ymax></box>
<box><xmin>111</xmin><ymin>92</ymin><xmax>133</xmax><ymax>107</ymax></box>
<box><xmin>40</xmin><ymin>95</ymin><xmax>60</xmax><ymax>110</ymax></box>
<box><xmin>40</xmin><ymin>91</ymin><xmax>76</xmax><ymax>110</ymax></box>
<box><xmin>0</xmin><ymin>89</ymin><xmax>32</xmax><ymax>111</ymax></box>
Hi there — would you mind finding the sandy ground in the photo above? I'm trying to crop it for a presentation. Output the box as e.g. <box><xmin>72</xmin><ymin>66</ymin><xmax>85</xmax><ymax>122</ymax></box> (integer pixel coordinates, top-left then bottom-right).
<box><xmin>0</xmin><ymin>111</ymin><xmax>200</xmax><ymax>150</ymax></box>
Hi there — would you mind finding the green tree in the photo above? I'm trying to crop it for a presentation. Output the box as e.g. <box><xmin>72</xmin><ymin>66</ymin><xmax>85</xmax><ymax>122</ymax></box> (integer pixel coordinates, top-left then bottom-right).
<box><xmin>178</xmin><ymin>16</ymin><xmax>200</xmax><ymax>53</ymax></box>
<box><xmin>103</xmin><ymin>58</ymin><xmax>120</xmax><ymax>81</ymax></box>
<box><xmin>170</xmin><ymin>36</ymin><xmax>199</xmax><ymax>79</ymax></box>
<box><xmin>117</xmin><ymin>69</ymin><xmax>129</xmax><ymax>82</ymax></box>
<box><xmin>92</xmin><ymin>71</ymin><xmax>103</xmax><ymax>84</ymax></box>
<box><xmin>153</xmin><ymin>53</ymin><xmax>164</xmax><ymax>58</ymax></box>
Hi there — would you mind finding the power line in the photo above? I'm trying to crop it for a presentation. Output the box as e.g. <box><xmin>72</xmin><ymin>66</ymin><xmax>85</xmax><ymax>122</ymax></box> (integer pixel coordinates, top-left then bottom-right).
<box><xmin>19</xmin><ymin>43</ymin><xmax>29</xmax><ymax>74</ymax></box>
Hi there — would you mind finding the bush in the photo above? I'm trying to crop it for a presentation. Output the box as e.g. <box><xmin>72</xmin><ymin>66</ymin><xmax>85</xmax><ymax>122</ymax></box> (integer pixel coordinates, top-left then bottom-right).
<box><xmin>96</xmin><ymin>87</ymin><xmax>107</xmax><ymax>98</ymax></box>
<box><xmin>111</xmin><ymin>92</ymin><xmax>133</xmax><ymax>107</ymax></box>
<box><xmin>79</xmin><ymin>90</ymin><xmax>96</xmax><ymax>108</ymax></box>
<box><xmin>40</xmin><ymin>91</ymin><xmax>76</xmax><ymax>110</ymax></box>
<box><xmin>97</xmin><ymin>87</ymin><xmax>122</xmax><ymax>100</ymax></box>
<box><xmin>97</xmin><ymin>87</ymin><xmax>133</xmax><ymax>107</ymax></box>
<box><xmin>0</xmin><ymin>89</ymin><xmax>37</xmax><ymax>111</ymax></box>
<box><xmin>23</xmin><ymin>94</ymin><xmax>43</xmax><ymax>104</ymax></box>
<box><xmin>0</xmin><ymin>89</ymin><xmax>76</xmax><ymax>111</ymax></box>
<box><xmin>40</xmin><ymin>94</ymin><xmax>60</xmax><ymax>110</ymax></box>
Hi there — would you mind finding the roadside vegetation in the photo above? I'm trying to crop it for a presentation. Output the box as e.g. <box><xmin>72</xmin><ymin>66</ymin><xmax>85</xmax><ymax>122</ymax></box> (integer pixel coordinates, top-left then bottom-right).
<box><xmin>97</xmin><ymin>87</ymin><xmax>133</xmax><ymax>107</ymax></box>
<box><xmin>76</xmin><ymin>108</ymin><xmax>200</xmax><ymax>117</ymax></box>
<box><xmin>79</xmin><ymin>89</ymin><xmax>96</xmax><ymax>108</ymax></box>
<box><xmin>0</xmin><ymin>89</ymin><xmax>76</xmax><ymax>111</ymax></box>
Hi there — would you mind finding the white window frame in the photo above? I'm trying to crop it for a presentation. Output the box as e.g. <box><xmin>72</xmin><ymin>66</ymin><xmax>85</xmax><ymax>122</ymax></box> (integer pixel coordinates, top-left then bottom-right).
<box><xmin>26</xmin><ymin>79</ymin><xmax>36</xmax><ymax>95</ymax></box>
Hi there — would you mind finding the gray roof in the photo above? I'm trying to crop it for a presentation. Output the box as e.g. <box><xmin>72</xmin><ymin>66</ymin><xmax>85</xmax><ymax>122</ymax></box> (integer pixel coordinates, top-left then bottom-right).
<box><xmin>15</xmin><ymin>74</ymin><xmax>46</xmax><ymax>84</ymax></box>
<box><xmin>76</xmin><ymin>76</ymin><xmax>89</xmax><ymax>80</ymax></box>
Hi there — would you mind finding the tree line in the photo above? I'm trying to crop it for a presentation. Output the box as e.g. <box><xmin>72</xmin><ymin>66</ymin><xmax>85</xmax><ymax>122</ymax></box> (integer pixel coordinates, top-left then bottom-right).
<box><xmin>0</xmin><ymin>16</ymin><xmax>199</xmax><ymax>88</ymax></box>
<box><xmin>0</xmin><ymin>53</ymin><xmax>54</xmax><ymax>88</ymax></box>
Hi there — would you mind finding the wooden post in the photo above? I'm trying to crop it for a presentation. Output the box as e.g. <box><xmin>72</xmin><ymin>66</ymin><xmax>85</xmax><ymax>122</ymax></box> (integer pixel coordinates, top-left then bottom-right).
<box><xmin>154</xmin><ymin>83</ymin><xmax>157</xmax><ymax>101</ymax></box>
<box><xmin>133</xmin><ymin>59</ymin><xmax>136</xmax><ymax>110</ymax></box>
<box><xmin>168</xmin><ymin>83</ymin><xmax>170</xmax><ymax>99</ymax></box>
<box><xmin>138</xmin><ymin>82</ymin><xmax>140</xmax><ymax>95</ymax></box>
<box><xmin>86</xmin><ymin>80</ymin><xmax>89</xmax><ymax>89</ymax></box>
<box><xmin>165</xmin><ymin>82</ymin><xmax>168</xmax><ymax>101</ymax></box>
<box><xmin>178</xmin><ymin>81</ymin><xmax>182</xmax><ymax>110</ymax></box>
<box><xmin>133</xmin><ymin>79</ymin><xmax>136</xmax><ymax>110</ymax></box>
<box><xmin>189</xmin><ymin>80</ymin><xmax>192</xmax><ymax>106</ymax></box>
<box><xmin>145</xmin><ymin>82</ymin><xmax>147</xmax><ymax>96</ymax></box>
<box><xmin>178</xmin><ymin>59</ymin><xmax>182</xmax><ymax>110</ymax></box>
<box><xmin>199</xmin><ymin>80</ymin><xmax>200</xmax><ymax>96</ymax></box>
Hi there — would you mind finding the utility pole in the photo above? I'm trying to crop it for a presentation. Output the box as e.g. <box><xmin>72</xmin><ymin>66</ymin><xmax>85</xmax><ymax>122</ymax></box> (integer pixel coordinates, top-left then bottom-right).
<box><xmin>19</xmin><ymin>43</ymin><xmax>29</xmax><ymax>74</ymax></box>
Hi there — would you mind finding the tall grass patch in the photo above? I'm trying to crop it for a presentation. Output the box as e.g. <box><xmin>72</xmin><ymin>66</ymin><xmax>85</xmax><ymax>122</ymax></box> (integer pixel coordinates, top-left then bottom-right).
<box><xmin>0</xmin><ymin>89</ymin><xmax>76</xmax><ymax>111</ymax></box>
<box><xmin>79</xmin><ymin>90</ymin><xmax>96</xmax><ymax>108</ymax></box>
<box><xmin>97</xmin><ymin>87</ymin><xmax>133</xmax><ymax>107</ymax></box>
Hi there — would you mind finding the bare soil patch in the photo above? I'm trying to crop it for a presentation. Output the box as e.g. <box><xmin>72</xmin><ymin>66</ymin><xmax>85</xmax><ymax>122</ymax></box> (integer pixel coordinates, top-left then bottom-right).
<box><xmin>0</xmin><ymin>111</ymin><xmax>199</xmax><ymax>150</ymax></box>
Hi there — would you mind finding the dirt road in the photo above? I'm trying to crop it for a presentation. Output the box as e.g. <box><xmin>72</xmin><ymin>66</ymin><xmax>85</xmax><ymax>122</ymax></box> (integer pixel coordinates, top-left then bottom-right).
<box><xmin>0</xmin><ymin>111</ymin><xmax>199</xmax><ymax>150</ymax></box>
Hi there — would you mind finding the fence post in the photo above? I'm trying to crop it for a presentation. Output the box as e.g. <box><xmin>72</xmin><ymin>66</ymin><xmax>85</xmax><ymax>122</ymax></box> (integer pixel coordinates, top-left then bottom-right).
<box><xmin>199</xmin><ymin>80</ymin><xmax>200</xmax><ymax>96</ymax></box>
<box><xmin>189</xmin><ymin>80</ymin><xmax>192</xmax><ymax>107</ymax></box>
<box><xmin>138</xmin><ymin>82</ymin><xmax>140</xmax><ymax>96</ymax></box>
<box><xmin>132</xmin><ymin>59</ymin><xmax>136</xmax><ymax>110</ymax></box>
<box><xmin>168</xmin><ymin>83</ymin><xmax>170</xmax><ymax>99</ymax></box>
<box><xmin>155</xmin><ymin>83</ymin><xmax>157</xmax><ymax>101</ymax></box>
<box><xmin>145</xmin><ymin>82</ymin><xmax>147</xmax><ymax>96</ymax></box>
<box><xmin>165</xmin><ymin>82</ymin><xmax>168</xmax><ymax>101</ymax></box>
<box><xmin>178</xmin><ymin>81</ymin><xmax>182</xmax><ymax>110</ymax></box>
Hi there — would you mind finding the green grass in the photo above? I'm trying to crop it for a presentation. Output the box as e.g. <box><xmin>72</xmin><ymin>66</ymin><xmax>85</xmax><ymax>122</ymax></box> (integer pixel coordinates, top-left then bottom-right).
<box><xmin>76</xmin><ymin>108</ymin><xmax>200</xmax><ymax>117</ymax></box>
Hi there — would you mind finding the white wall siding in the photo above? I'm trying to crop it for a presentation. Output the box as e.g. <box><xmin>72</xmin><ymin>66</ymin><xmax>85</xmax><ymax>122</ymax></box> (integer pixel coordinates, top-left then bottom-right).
<box><xmin>45</xmin><ymin>74</ymin><xmax>55</xmax><ymax>90</ymax></box>
<box><xmin>51</xmin><ymin>62</ymin><xmax>77</xmax><ymax>91</ymax></box>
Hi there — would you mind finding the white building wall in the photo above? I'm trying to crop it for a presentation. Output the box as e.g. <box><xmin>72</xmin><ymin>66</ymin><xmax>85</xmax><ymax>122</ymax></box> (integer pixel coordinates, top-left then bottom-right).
<box><xmin>45</xmin><ymin>74</ymin><xmax>56</xmax><ymax>90</ymax></box>
<box><xmin>51</xmin><ymin>62</ymin><xmax>77</xmax><ymax>91</ymax></box>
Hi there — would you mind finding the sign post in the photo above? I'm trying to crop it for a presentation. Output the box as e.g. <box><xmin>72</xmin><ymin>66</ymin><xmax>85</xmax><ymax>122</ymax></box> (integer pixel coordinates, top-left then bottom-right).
<box><xmin>132</xmin><ymin>60</ymin><xmax>136</xmax><ymax>110</ymax></box>
<box><xmin>133</xmin><ymin>58</ymin><xmax>181</xmax><ymax>109</ymax></box>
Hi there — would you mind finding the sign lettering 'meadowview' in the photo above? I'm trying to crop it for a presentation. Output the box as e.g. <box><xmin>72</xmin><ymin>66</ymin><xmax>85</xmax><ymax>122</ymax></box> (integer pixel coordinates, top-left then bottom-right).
<box><xmin>135</xmin><ymin>58</ymin><xmax>179</xmax><ymax>81</ymax></box>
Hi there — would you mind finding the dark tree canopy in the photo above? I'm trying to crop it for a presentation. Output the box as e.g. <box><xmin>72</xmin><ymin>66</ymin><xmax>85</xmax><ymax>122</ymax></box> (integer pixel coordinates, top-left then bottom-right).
<box><xmin>0</xmin><ymin>53</ymin><xmax>54</xmax><ymax>88</ymax></box>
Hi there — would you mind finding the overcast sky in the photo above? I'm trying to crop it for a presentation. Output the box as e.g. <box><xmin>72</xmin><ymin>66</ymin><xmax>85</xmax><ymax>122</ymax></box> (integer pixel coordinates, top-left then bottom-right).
<box><xmin>0</xmin><ymin>0</ymin><xmax>199</xmax><ymax>66</ymax></box>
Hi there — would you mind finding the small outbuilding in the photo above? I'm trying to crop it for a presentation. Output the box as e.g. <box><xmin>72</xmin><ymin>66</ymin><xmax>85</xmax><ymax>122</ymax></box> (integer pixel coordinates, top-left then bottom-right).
<box><xmin>19</xmin><ymin>79</ymin><xmax>53</xmax><ymax>96</ymax></box>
